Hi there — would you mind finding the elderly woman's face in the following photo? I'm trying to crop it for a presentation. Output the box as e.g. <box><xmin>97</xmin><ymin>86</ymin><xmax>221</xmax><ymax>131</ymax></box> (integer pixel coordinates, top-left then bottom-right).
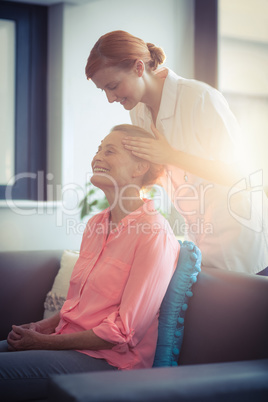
<box><xmin>91</xmin><ymin>131</ymin><xmax>139</xmax><ymax>190</ymax></box>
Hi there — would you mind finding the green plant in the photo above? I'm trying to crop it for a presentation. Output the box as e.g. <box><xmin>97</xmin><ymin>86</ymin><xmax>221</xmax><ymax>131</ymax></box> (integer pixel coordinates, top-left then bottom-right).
<box><xmin>79</xmin><ymin>182</ymin><xmax>109</xmax><ymax>220</ymax></box>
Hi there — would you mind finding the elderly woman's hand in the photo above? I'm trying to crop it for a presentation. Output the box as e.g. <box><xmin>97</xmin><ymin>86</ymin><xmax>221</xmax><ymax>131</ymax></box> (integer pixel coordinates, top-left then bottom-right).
<box><xmin>8</xmin><ymin>322</ymin><xmax>43</xmax><ymax>340</ymax></box>
<box><xmin>7</xmin><ymin>325</ymin><xmax>45</xmax><ymax>351</ymax></box>
<box><xmin>122</xmin><ymin>124</ymin><xmax>173</xmax><ymax>165</ymax></box>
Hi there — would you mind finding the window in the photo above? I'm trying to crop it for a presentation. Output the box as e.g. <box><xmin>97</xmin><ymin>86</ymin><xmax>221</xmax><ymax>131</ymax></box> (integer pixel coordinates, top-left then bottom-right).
<box><xmin>218</xmin><ymin>0</ymin><xmax>268</xmax><ymax>188</ymax></box>
<box><xmin>0</xmin><ymin>19</ymin><xmax>15</xmax><ymax>186</ymax></box>
<box><xmin>0</xmin><ymin>1</ymin><xmax>48</xmax><ymax>200</ymax></box>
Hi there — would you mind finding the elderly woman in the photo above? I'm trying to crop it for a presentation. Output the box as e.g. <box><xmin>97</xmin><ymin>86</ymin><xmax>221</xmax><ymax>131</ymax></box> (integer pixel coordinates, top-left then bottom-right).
<box><xmin>0</xmin><ymin>124</ymin><xmax>179</xmax><ymax>401</ymax></box>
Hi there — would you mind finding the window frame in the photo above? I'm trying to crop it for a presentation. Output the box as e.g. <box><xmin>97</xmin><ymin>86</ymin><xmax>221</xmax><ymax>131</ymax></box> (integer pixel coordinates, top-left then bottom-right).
<box><xmin>194</xmin><ymin>0</ymin><xmax>218</xmax><ymax>88</ymax></box>
<box><xmin>0</xmin><ymin>1</ymin><xmax>48</xmax><ymax>200</ymax></box>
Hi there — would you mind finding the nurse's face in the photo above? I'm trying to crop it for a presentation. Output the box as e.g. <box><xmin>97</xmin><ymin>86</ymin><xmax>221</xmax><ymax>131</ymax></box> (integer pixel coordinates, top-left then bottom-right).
<box><xmin>91</xmin><ymin>65</ymin><xmax>145</xmax><ymax>110</ymax></box>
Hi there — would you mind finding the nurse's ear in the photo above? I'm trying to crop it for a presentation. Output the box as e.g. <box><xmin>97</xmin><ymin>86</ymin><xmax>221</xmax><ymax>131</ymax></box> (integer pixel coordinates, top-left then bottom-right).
<box><xmin>135</xmin><ymin>60</ymin><xmax>145</xmax><ymax>77</ymax></box>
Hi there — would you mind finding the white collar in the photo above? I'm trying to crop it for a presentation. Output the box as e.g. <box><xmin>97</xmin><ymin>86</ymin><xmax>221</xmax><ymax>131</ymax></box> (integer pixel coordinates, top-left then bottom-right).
<box><xmin>135</xmin><ymin>68</ymin><xmax>179</xmax><ymax>123</ymax></box>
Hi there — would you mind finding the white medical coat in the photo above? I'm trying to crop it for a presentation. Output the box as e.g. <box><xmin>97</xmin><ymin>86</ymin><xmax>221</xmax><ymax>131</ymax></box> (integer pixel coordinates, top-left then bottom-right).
<box><xmin>130</xmin><ymin>68</ymin><xmax>268</xmax><ymax>273</ymax></box>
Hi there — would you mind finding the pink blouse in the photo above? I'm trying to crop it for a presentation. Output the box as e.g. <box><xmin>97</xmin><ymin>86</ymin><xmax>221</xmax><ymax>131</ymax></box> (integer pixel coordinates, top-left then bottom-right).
<box><xmin>55</xmin><ymin>200</ymin><xmax>179</xmax><ymax>370</ymax></box>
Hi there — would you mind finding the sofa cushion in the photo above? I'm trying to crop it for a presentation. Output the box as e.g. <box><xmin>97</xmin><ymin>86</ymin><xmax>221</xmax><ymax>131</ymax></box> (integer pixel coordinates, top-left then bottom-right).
<box><xmin>153</xmin><ymin>240</ymin><xmax>201</xmax><ymax>367</ymax></box>
<box><xmin>43</xmin><ymin>250</ymin><xmax>79</xmax><ymax>318</ymax></box>
<box><xmin>0</xmin><ymin>250</ymin><xmax>62</xmax><ymax>341</ymax></box>
<box><xmin>178</xmin><ymin>267</ymin><xmax>268</xmax><ymax>365</ymax></box>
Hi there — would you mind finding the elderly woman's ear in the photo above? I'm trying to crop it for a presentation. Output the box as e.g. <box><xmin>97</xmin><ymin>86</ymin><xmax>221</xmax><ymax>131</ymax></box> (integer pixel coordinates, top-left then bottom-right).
<box><xmin>132</xmin><ymin>162</ymin><xmax>150</xmax><ymax>179</ymax></box>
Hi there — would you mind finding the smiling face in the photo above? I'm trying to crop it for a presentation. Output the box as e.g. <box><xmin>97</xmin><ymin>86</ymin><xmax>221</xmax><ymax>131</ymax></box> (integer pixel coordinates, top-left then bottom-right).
<box><xmin>91</xmin><ymin>130</ymin><xmax>141</xmax><ymax>192</ymax></box>
<box><xmin>91</xmin><ymin>65</ymin><xmax>145</xmax><ymax>110</ymax></box>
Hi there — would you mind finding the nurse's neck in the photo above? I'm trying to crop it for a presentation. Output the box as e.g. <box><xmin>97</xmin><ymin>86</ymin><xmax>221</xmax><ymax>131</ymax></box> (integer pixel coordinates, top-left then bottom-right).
<box><xmin>142</xmin><ymin>70</ymin><xmax>166</xmax><ymax>126</ymax></box>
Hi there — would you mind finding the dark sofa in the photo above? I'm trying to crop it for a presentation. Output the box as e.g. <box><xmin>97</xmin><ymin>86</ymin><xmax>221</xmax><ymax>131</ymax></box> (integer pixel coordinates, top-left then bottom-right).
<box><xmin>1</xmin><ymin>250</ymin><xmax>268</xmax><ymax>401</ymax></box>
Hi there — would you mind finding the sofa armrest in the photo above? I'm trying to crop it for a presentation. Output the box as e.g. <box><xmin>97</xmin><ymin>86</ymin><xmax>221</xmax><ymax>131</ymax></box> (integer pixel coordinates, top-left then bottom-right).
<box><xmin>0</xmin><ymin>250</ymin><xmax>62</xmax><ymax>340</ymax></box>
<box><xmin>49</xmin><ymin>359</ymin><xmax>268</xmax><ymax>402</ymax></box>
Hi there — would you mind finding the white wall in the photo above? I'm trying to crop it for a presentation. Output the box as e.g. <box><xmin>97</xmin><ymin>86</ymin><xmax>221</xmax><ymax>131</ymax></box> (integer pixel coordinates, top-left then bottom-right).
<box><xmin>0</xmin><ymin>0</ymin><xmax>194</xmax><ymax>252</ymax></box>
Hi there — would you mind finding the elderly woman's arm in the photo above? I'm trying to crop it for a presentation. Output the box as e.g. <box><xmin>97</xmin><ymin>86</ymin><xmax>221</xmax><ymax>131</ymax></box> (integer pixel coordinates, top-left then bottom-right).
<box><xmin>7</xmin><ymin>324</ymin><xmax>114</xmax><ymax>351</ymax></box>
<box><xmin>7</xmin><ymin>312</ymin><xmax>112</xmax><ymax>351</ymax></box>
<box><xmin>7</xmin><ymin>312</ymin><xmax>60</xmax><ymax>340</ymax></box>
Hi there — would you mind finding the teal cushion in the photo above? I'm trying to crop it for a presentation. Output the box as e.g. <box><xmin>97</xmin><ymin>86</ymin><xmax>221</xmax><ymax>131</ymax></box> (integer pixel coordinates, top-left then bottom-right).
<box><xmin>153</xmin><ymin>240</ymin><xmax>201</xmax><ymax>367</ymax></box>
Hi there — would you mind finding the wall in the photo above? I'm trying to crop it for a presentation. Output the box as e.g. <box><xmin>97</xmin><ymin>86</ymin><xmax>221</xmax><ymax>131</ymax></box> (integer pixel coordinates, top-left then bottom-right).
<box><xmin>0</xmin><ymin>0</ymin><xmax>194</xmax><ymax>252</ymax></box>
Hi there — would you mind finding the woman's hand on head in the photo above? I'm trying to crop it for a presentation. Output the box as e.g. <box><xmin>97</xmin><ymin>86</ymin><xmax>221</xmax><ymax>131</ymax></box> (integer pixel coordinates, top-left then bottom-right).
<box><xmin>122</xmin><ymin>124</ymin><xmax>173</xmax><ymax>165</ymax></box>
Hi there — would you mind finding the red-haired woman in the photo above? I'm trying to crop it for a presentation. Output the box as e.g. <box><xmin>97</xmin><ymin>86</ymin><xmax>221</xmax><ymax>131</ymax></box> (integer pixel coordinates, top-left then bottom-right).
<box><xmin>86</xmin><ymin>30</ymin><xmax>268</xmax><ymax>275</ymax></box>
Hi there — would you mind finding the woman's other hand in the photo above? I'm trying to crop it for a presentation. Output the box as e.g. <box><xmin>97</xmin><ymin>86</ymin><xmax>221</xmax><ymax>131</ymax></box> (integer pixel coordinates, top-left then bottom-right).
<box><xmin>122</xmin><ymin>124</ymin><xmax>174</xmax><ymax>165</ymax></box>
<box><xmin>7</xmin><ymin>322</ymin><xmax>42</xmax><ymax>341</ymax></box>
<box><xmin>7</xmin><ymin>325</ymin><xmax>45</xmax><ymax>351</ymax></box>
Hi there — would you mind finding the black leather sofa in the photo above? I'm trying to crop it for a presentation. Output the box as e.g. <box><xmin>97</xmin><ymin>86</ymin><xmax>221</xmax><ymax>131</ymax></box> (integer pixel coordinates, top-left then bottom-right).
<box><xmin>1</xmin><ymin>250</ymin><xmax>268</xmax><ymax>401</ymax></box>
